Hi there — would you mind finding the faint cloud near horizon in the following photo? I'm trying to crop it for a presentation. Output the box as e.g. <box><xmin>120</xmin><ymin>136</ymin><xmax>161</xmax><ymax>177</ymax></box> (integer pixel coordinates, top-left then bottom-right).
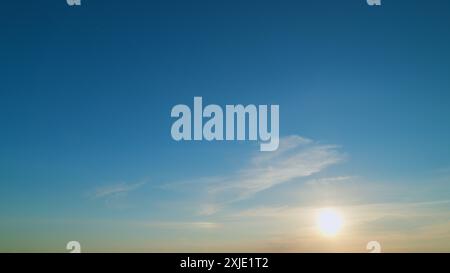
<box><xmin>90</xmin><ymin>181</ymin><xmax>146</xmax><ymax>199</ymax></box>
<box><xmin>138</xmin><ymin>221</ymin><xmax>222</xmax><ymax>230</ymax></box>
<box><xmin>86</xmin><ymin>181</ymin><xmax>147</xmax><ymax>209</ymax></box>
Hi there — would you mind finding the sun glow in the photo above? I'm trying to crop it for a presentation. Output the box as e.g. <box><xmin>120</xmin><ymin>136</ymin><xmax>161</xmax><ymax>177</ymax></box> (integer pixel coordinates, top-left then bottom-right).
<box><xmin>316</xmin><ymin>208</ymin><xmax>343</xmax><ymax>237</ymax></box>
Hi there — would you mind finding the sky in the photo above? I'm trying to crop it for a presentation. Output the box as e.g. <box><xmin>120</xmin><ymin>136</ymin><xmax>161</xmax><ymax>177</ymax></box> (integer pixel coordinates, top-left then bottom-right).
<box><xmin>1</xmin><ymin>0</ymin><xmax>450</xmax><ymax>252</ymax></box>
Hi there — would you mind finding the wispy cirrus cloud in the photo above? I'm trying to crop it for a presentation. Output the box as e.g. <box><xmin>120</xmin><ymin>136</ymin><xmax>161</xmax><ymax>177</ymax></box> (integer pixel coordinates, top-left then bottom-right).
<box><xmin>183</xmin><ymin>135</ymin><xmax>346</xmax><ymax>215</ymax></box>
<box><xmin>91</xmin><ymin>182</ymin><xmax>146</xmax><ymax>199</ymax></box>
<box><xmin>87</xmin><ymin>181</ymin><xmax>147</xmax><ymax>209</ymax></box>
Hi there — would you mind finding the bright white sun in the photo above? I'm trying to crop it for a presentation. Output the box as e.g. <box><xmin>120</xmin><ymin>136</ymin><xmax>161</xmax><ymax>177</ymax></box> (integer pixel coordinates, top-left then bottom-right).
<box><xmin>316</xmin><ymin>208</ymin><xmax>343</xmax><ymax>237</ymax></box>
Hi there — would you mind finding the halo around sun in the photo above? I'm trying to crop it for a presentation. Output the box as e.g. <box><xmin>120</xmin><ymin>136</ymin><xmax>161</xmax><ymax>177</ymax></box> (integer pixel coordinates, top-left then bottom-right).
<box><xmin>316</xmin><ymin>208</ymin><xmax>343</xmax><ymax>237</ymax></box>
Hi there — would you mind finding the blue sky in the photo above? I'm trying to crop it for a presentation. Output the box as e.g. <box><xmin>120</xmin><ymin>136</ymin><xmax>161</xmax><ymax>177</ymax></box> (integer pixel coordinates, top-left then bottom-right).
<box><xmin>1</xmin><ymin>0</ymin><xmax>450</xmax><ymax>252</ymax></box>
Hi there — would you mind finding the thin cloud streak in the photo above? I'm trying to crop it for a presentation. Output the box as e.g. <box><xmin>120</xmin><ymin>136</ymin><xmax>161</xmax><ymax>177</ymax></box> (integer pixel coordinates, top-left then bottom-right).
<box><xmin>138</xmin><ymin>221</ymin><xmax>222</xmax><ymax>229</ymax></box>
<box><xmin>91</xmin><ymin>181</ymin><xmax>146</xmax><ymax>199</ymax></box>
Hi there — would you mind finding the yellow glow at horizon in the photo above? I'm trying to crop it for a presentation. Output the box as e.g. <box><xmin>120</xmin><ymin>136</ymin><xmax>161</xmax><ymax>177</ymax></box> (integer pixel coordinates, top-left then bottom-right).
<box><xmin>316</xmin><ymin>208</ymin><xmax>343</xmax><ymax>237</ymax></box>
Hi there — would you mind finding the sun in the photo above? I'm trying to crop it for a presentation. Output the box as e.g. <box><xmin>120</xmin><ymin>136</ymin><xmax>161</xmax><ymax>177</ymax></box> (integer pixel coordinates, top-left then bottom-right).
<box><xmin>316</xmin><ymin>208</ymin><xmax>343</xmax><ymax>237</ymax></box>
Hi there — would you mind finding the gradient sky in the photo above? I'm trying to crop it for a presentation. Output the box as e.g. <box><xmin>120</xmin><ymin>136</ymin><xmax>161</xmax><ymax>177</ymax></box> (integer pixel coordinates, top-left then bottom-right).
<box><xmin>1</xmin><ymin>0</ymin><xmax>450</xmax><ymax>252</ymax></box>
